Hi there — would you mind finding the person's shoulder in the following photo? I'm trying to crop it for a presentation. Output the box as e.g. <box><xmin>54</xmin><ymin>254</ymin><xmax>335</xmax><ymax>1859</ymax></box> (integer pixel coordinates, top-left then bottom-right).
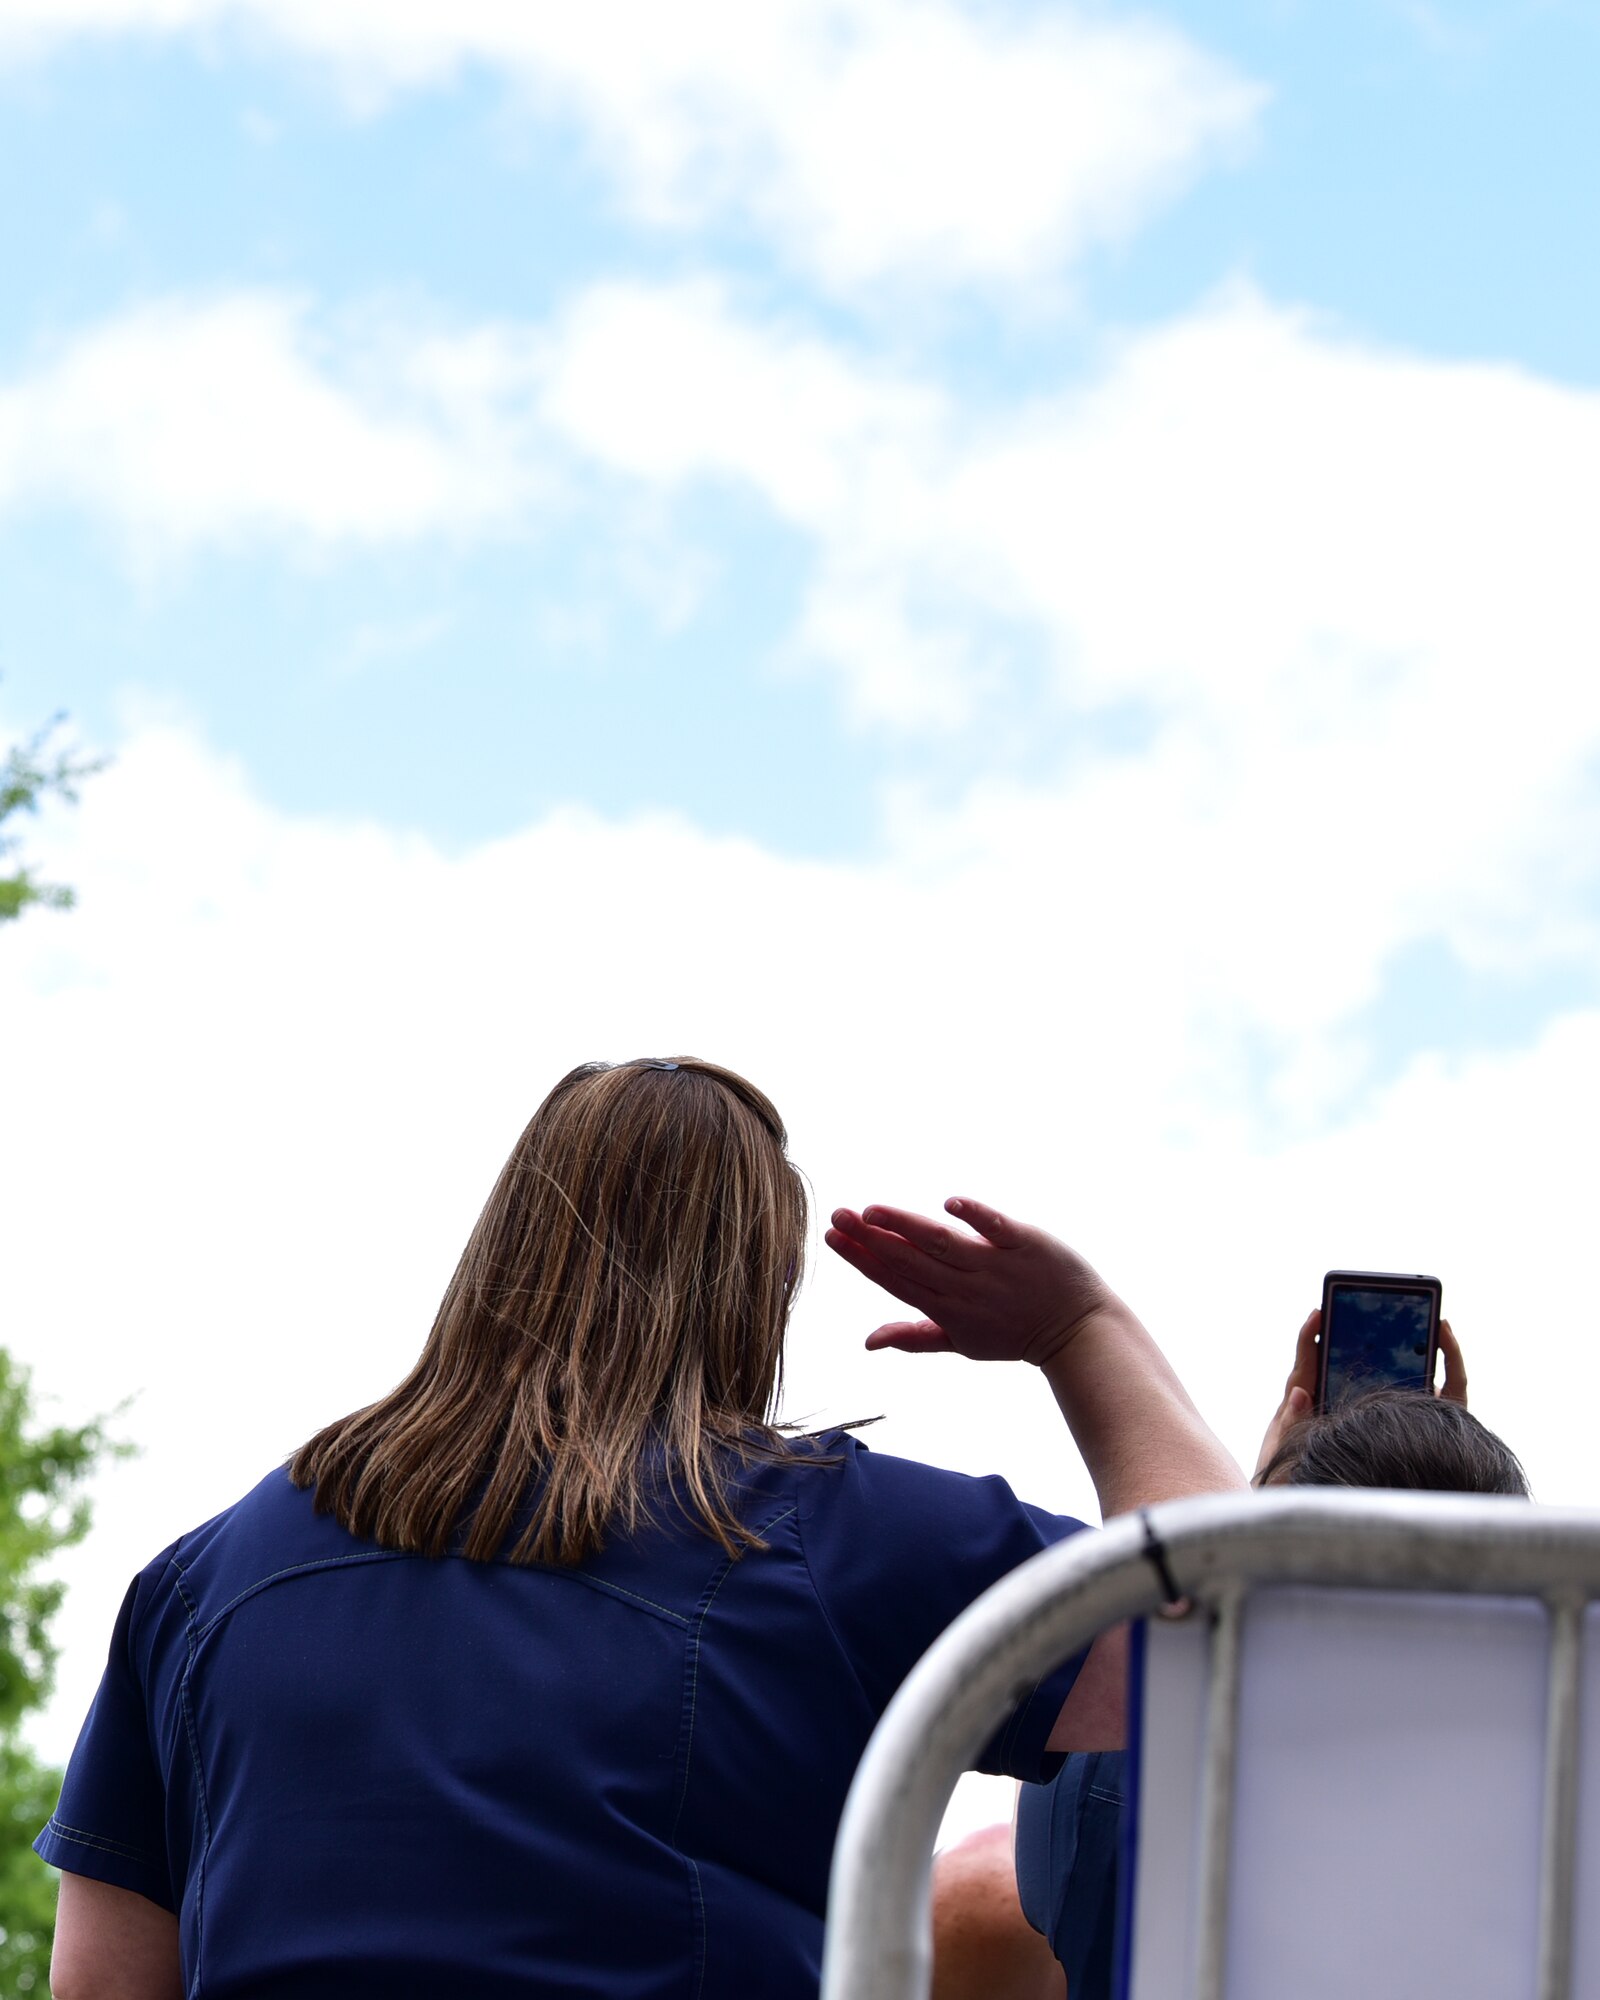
<box><xmin>108</xmin><ymin>1469</ymin><xmax>326</xmax><ymax>1654</ymax></box>
<box><xmin>718</xmin><ymin>1430</ymin><xmax>918</xmax><ymax>1532</ymax></box>
<box><xmin>167</xmin><ymin>1463</ymin><xmax>317</xmax><ymax>1554</ymax></box>
<box><xmin>783</xmin><ymin>1437</ymin><xmax>1089</xmax><ymax>1730</ymax></box>
<box><xmin>156</xmin><ymin>1465</ymin><xmax>383</xmax><ymax>1617</ymax></box>
<box><xmin>802</xmin><ymin>1430</ymin><xmax>1030</xmax><ymax>1504</ymax></box>
<box><xmin>788</xmin><ymin>1430</ymin><xmax>1079</xmax><ymax>1540</ymax></box>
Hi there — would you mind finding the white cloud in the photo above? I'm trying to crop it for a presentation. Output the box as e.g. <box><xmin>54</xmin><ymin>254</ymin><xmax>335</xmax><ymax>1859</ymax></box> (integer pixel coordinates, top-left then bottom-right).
<box><xmin>540</xmin><ymin>276</ymin><xmax>1600</xmax><ymax>734</ymax></box>
<box><xmin>0</xmin><ymin>0</ymin><xmax>1264</xmax><ymax>294</ymax></box>
<box><xmin>5</xmin><ymin>276</ymin><xmax>1597</xmax><ymax>1069</ymax></box>
<box><xmin>6</xmin><ymin>717</ymin><xmax>1597</xmax><ymax>1813</ymax></box>
<box><xmin>532</xmin><ymin>277</ymin><xmax>1600</xmax><ymax>1064</ymax></box>
<box><xmin>0</xmin><ymin>294</ymin><xmax>540</xmax><ymax>555</ymax></box>
<box><xmin>539</xmin><ymin>277</ymin><xmax>937</xmax><ymax>515</ymax></box>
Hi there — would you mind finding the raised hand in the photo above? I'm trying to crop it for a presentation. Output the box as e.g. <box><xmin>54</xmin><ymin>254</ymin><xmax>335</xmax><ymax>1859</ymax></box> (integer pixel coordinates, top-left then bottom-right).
<box><xmin>830</xmin><ymin>1191</ymin><xmax>1245</xmax><ymax>1542</ymax></box>
<box><xmin>824</xmin><ymin>1197</ymin><xmax>1120</xmax><ymax>1368</ymax></box>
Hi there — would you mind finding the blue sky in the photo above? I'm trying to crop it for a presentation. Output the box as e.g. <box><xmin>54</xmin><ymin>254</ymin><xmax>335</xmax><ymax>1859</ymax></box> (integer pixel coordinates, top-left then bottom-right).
<box><xmin>3</xmin><ymin>0</ymin><xmax>1598</xmax><ymax>871</ymax></box>
<box><xmin>3</xmin><ymin>1</ymin><xmax>1599</xmax><ymax>1808</ymax></box>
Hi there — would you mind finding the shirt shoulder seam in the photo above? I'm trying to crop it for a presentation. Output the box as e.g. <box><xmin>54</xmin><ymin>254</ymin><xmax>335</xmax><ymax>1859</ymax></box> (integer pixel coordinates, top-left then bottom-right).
<box><xmin>191</xmin><ymin>1546</ymin><xmax>694</xmax><ymax>1642</ymax></box>
<box><xmin>793</xmin><ymin>1494</ymin><xmax>877</xmax><ymax>1712</ymax></box>
<box><xmin>191</xmin><ymin>1547</ymin><xmax>412</xmax><ymax>1643</ymax></box>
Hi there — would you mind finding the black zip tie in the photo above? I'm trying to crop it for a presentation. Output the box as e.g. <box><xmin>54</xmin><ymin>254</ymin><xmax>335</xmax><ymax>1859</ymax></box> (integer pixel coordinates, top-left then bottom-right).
<box><xmin>1139</xmin><ymin>1510</ymin><xmax>1185</xmax><ymax>1608</ymax></box>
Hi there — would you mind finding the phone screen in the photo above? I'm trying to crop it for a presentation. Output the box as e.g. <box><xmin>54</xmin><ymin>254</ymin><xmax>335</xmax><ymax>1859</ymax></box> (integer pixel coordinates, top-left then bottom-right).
<box><xmin>1323</xmin><ymin>1285</ymin><xmax>1435</xmax><ymax>1407</ymax></box>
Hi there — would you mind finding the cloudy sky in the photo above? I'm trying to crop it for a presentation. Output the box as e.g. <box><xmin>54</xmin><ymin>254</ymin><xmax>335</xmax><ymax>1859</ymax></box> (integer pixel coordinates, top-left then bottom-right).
<box><xmin>3</xmin><ymin>0</ymin><xmax>1597</xmax><ymax>1837</ymax></box>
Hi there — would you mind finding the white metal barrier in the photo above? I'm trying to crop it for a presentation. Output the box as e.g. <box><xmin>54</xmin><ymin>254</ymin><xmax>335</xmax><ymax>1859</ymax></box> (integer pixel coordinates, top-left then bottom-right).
<box><xmin>820</xmin><ymin>1488</ymin><xmax>1600</xmax><ymax>2000</ymax></box>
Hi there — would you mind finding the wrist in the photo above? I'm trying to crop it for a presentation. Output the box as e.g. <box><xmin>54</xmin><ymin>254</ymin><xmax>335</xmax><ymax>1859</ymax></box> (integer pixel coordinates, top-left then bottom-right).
<box><xmin>1025</xmin><ymin>1292</ymin><xmax>1137</xmax><ymax>1372</ymax></box>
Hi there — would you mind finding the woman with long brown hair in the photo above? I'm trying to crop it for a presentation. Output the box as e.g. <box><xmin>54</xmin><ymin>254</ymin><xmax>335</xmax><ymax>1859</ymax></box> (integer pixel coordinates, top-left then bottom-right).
<box><xmin>40</xmin><ymin>1056</ymin><xmax>1240</xmax><ymax>1999</ymax></box>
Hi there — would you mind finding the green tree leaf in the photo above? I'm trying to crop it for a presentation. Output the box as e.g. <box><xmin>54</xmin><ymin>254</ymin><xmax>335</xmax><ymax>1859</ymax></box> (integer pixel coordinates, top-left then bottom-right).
<box><xmin>3</xmin><ymin>717</ymin><xmax>122</xmax><ymax>1973</ymax></box>
<box><xmin>0</xmin><ymin>717</ymin><xmax>104</xmax><ymax>926</ymax></box>
<box><xmin>0</xmin><ymin>1357</ymin><xmax>130</xmax><ymax>1985</ymax></box>
<box><xmin>0</xmin><ymin>1740</ymin><xmax>65</xmax><ymax>1993</ymax></box>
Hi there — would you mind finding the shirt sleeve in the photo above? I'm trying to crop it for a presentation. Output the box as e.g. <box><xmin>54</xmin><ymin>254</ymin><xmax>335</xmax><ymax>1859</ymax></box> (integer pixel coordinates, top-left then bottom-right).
<box><xmin>796</xmin><ymin>1440</ymin><xmax>1089</xmax><ymax>1781</ymax></box>
<box><xmin>33</xmin><ymin>1570</ymin><xmax>176</xmax><ymax>1911</ymax></box>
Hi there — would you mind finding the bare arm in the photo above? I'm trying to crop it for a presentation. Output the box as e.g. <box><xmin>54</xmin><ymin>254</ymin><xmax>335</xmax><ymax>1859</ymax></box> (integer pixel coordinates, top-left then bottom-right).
<box><xmin>825</xmin><ymin>1195</ymin><xmax>1242</xmax><ymax>1518</ymax></box>
<box><xmin>1032</xmin><ymin>1284</ymin><xmax>1243</xmax><ymax>1519</ymax></box>
<box><xmin>826</xmin><ymin>1196</ymin><xmax>1245</xmax><ymax>1748</ymax></box>
<box><xmin>51</xmin><ymin>1873</ymin><xmax>181</xmax><ymax>2000</ymax></box>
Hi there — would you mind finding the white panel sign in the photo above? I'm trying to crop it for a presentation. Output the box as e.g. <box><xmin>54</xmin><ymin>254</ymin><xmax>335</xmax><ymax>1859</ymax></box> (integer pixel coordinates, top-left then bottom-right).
<box><xmin>1127</xmin><ymin>1589</ymin><xmax>1556</xmax><ymax>2000</ymax></box>
<box><xmin>1563</xmin><ymin>1604</ymin><xmax>1600</xmax><ymax>1994</ymax></box>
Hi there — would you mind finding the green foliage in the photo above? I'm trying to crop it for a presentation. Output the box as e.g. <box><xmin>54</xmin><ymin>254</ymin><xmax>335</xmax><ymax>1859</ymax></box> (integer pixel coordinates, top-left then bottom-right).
<box><xmin>0</xmin><ymin>1354</ymin><xmax>122</xmax><ymax>1732</ymax></box>
<box><xmin>0</xmin><ymin>1354</ymin><xmax>129</xmax><ymax>1990</ymax></box>
<box><xmin>0</xmin><ymin>717</ymin><xmax>103</xmax><ymax>925</ymax></box>
<box><xmin>0</xmin><ymin>1742</ymin><xmax>61</xmax><ymax>1992</ymax></box>
<box><xmin>1</xmin><ymin>706</ymin><xmax>115</xmax><ymax>1981</ymax></box>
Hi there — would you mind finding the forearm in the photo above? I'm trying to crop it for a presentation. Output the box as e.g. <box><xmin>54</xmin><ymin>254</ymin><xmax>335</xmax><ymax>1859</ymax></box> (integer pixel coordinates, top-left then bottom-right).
<box><xmin>1039</xmin><ymin>1301</ymin><xmax>1245</xmax><ymax>1521</ymax></box>
<box><xmin>1040</xmin><ymin>1303</ymin><xmax>1243</xmax><ymax>1751</ymax></box>
<box><xmin>822</xmin><ymin>1195</ymin><xmax>1244</xmax><ymax>1517</ymax></box>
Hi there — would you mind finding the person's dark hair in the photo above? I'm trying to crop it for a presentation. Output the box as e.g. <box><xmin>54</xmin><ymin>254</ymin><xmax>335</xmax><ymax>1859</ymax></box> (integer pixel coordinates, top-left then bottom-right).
<box><xmin>1256</xmin><ymin>1389</ymin><xmax>1529</xmax><ymax>1497</ymax></box>
<box><xmin>290</xmin><ymin>1057</ymin><xmax>810</xmax><ymax>1567</ymax></box>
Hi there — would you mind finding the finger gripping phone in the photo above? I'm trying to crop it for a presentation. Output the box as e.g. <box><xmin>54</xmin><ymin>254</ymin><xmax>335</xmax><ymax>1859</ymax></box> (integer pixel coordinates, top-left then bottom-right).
<box><xmin>1318</xmin><ymin>1271</ymin><xmax>1442</xmax><ymax>1413</ymax></box>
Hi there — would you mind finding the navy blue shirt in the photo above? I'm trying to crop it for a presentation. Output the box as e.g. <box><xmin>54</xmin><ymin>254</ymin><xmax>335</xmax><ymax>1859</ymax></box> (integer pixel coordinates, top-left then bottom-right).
<box><xmin>38</xmin><ymin>1437</ymin><xmax>1086</xmax><ymax>1997</ymax></box>
<box><xmin>1014</xmin><ymin>1750</ymin><xmax>1125</xmax><ymax>2000</ymax></box>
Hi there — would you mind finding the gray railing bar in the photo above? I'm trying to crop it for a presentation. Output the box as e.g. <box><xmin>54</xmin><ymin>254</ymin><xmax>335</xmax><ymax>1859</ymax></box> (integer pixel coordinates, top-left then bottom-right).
<box><xmin>820</xmin><ymin>1506</ymin><xmax>1166</xmax><ymax>2000</ymax></box>
<box><xmin>1536</xmin><ymin>1595</ymin><xmax>1584</xmax><ymax>2000</ymax></box>
<box><xmin>822</xmin><ymin>1489</ymin><xmax>1600</xmax><ymax>2000</ymax></box>
<box><xmin>1193</xmin><ymin>1587</ymin><xmax>1244</xmax><ymax>2000</ymax></box>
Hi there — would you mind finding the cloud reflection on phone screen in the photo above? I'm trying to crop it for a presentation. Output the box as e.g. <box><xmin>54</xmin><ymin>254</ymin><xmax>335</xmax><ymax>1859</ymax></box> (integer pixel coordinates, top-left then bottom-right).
<box><xmin>1324</xmin><ymin>1288</ymin><xmax>1432</xmax><ymax>1407</ymax></box>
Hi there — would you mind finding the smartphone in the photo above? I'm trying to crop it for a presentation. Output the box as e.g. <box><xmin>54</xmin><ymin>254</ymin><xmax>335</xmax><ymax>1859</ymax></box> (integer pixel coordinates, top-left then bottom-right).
<box><xmin>1317</xmin><ymin>1271</ymin><xmax>1442</xmax><ymax>1412</ymax></box>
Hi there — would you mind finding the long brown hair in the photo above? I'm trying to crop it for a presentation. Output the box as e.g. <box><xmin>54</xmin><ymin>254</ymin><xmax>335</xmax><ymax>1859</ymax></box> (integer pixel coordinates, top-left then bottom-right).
<box><xmin>291</xmin><ymin>1058</ymin><xmax>810</xmax><ymax>1565</ymax></box>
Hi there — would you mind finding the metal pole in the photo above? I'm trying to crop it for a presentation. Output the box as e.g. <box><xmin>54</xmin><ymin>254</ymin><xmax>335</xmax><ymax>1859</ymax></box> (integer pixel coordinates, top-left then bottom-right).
<box><xmin>819</xmin><ymin>1510</ymin><xmax>1162</xmax><ymax>2000</ymax></box>
<box><xmin>1193</xmin><ymin>1588</ymin><xmax>1244</xmax><ymax>2000</ymax></box>
<box><xmin>821</xmin><ymin>1491</ymin><xmax>1600</xmax><ymax>2000</ymax></box>
<box><xmin>1535</xmin><ymin>1595</ymin><xmax>1583</xmax><ymax>2000</ymax></box>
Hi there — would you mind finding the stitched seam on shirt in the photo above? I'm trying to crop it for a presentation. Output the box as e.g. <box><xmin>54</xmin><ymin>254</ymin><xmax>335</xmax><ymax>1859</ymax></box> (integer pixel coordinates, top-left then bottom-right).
<box><xmin>668</xmin><ymin>1500</ymin><xmax>797</xmax><ymax>1993</ymax></box>
<box><xmin>668</xmin><ymin>1552</ymin><xmax>739</xmax><ymax>1847</ymax></box>
<box><xmin>669</xmin><ymin>1499</ymin><xmax>798</xmax><ymax>1839</ymax></box>
<box><xmin>531</xmin><ymin>1569</ymin><xmax>690</xmax><ymax>1627</ymax></box>
<box><xmin>684</xmin><ymin>1854</ymin><xmax>708</xmax><ymax>2000</ymax></box>
<box><xmin>194</xmin><ymin>1549</ymin><xmax>411</xmax><ymax>1642</ymax></box>
<box><xmin>667</xmin><ymin>1548</ymin><xmax>736</xmax><ymax>1999</ymax></box>
<box><xmin>668</xmin><ymin>1500</ymin><xmax>798</xmax><ymax>1847</ymax></box>
<box><xmin>793</xmin><ymin>1499</ymin><xmax>876</xmax><ymax>1710</ymax></box>
<box><xmin>169</xmin><ymin>1556</ymin><xmax>212</xmax><ymax>1974</ymax></box>
<box><xmin>43</xmin><ymin>1817</ymin><xmax>152</xmax><ymax>1864</ymax></box>
<box><xmin>196</xmin><ymin>1547</ymin><xmax>692</xmax><ymax>1644</ymax></box>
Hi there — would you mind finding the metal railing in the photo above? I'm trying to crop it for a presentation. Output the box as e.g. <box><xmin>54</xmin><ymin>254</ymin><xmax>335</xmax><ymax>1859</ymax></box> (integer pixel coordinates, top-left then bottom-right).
<box><xmin>820</xmin><ymin>1487</ymin><xmax>1600</xmax><ymax>2000</ymax></box>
